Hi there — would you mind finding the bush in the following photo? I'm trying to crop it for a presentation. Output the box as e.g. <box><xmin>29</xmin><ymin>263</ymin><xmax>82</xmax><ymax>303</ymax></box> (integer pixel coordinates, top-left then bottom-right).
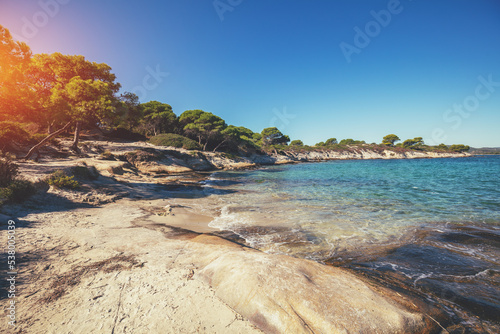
<box><xmin>149</xmin><ymin>133</ymin><xmax>201</xmax><ymax>150</ymax></box>
<box><xmin>290</xmin><ymin>140</ymin><xmax>304</xmax><ymax>146</ymax></box>
<box><xmin>70</xmin><ymin>166</ymin><xmax>99</xmax><ymax>180</ymax></box>
<box><xmin>106</xmin><ymin>127</ymin><xmax>147</xmax><ymax>141</ymax></box>
<box><xmin>0</xmin><ymin>179</ymin><xmax>37</xmax><ymax>205</ymax></box>
<box><xmin>46</xmin><ymin>170</ymin><xmax>80</xmax><ymax>189</ymax></box>
<box><xmin>339</xmin><ymin>139</ymin><xmax>365</xmax><ymax>146</ymax></box>
<box><xmin>0</xmin><ymin>121</ymin><xmax>31</xmax><ymax>152</ymax></box>
<box><xmin>0</xmin><ymin>152</ymin><xmax>19</xmax><ymax>187</ymax></box>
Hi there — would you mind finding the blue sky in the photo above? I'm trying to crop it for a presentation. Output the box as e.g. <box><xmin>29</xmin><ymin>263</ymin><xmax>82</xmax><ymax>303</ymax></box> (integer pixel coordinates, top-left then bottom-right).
<box><xmin>1</xmin><ymin>0</ymin><xmax>499</xmax><ymax>147</ymax></box>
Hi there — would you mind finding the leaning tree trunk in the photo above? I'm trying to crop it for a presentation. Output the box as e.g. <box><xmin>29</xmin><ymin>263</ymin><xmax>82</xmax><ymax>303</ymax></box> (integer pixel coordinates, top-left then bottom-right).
<box><xmin>70</xmin><ymin>121</ymin><xmax>82</xmax><ymax>153</ymax></box>
<box><xmin>212</xmin><ymin>138</ymin><xmax>227</xmax><ymax>152</ymax></box>
<box><xmin>23</xmin><ymin>121</ymin><xmax>73</xmax><ymax>160</ymax></box>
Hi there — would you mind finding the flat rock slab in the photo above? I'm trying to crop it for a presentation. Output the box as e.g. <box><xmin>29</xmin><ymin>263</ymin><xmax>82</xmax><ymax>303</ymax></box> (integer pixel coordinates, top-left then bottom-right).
<box><xmin>186</xmin><ymin>234</ymin><xmax>443</xmax><ymax>334</ymax></box>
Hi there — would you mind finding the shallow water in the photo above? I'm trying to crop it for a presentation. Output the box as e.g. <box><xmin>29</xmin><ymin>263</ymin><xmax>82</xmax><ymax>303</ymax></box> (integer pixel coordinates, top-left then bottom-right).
<box><xmin>203</xmin><ymin>156</ymin><xmax>500</xmax><ymax>332</ymax></box>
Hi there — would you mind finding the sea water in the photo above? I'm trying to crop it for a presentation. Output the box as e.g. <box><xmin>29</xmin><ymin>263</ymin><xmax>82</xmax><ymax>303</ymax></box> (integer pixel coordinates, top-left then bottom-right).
<box><xmin>203</xmin><ymin>155</ymin><xmax>500</xmax><ymax>331</ymax></box>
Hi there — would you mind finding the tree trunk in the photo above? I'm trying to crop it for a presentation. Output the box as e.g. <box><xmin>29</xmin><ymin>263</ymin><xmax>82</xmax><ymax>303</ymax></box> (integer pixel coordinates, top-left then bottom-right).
<box><xmin>203</xmin><ymin>141</ymin><xmax>208</xmax><ymax>151</ymax></box>
<box><xmin>212</xmin><ymin>139</ymin><xmax>227</xmax><ymax>153</ymax></box>
<box><xmin>23</xmin><ymin>121</ymin><xmax>73</xmax><ymax>160</ymax></box>
<box><xmin>48</xmin><ymin>122</ymin><xmax>54</xmax><ymax>134</ymax></box>
<box><xmin>70</xmin><ymin>121</ymin><xmax>82</xmax><ymax>153</ymax></box>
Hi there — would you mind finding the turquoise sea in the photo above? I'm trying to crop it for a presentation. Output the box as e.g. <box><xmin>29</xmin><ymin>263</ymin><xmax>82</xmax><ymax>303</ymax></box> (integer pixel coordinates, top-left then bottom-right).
<box><xmin>204</xmin><ymin>155</ymin><xmax>500</xmax><ymax>332</ymax></box>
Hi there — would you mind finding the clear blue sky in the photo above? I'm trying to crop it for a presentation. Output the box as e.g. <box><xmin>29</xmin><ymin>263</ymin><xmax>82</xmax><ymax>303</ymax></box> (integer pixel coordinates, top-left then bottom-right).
<box><xmin>2</xmin><ymin>0</ymin><xmax>499</xmax><ymax>147</ymax></box>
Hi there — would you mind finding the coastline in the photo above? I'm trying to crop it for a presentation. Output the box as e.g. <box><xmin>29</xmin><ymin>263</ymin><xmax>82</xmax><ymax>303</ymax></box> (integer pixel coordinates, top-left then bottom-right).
<box><xmin>0</xmin><ymin>142</ymin><xmax>460</xmax><ymax>333</ymax></box>
<box><xmin>79</xmin><ymin>140</ymin><xmax>471</xmax><ymax>176</ymax></box>
<box><xmin>0</xmin><ymin>196</ymin><xmax>447</xmax><ymax>334</ymax></box>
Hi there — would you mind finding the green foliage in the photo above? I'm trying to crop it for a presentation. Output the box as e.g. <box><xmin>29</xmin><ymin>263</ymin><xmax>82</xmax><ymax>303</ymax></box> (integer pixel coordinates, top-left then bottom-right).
<box><xmin>46</xmin><ymin>170</ymin><xmax>80</xmax><ymax>189</ymax></box>
<box><xmin>437</xmin><ymin>143</ymin><xmax>448</xmax><ymax>150</ymax></box>
<box><xmin>179</xmin><ymin>110</ymin><xmax>227</xmax><ymax>150</ymax></box>
<box><xmin>114</xmin><ymin>92</ymin><xmax>142</xmax><ymax>130</ymax></box>
<box><xmin>316</xmin><ymin>138</ymin><xmax>338</xmax><ymax>147</ymax></box>
<box><xmin>0</xmin><ymin>150</ymin><xmax>36</xmax><ymax>205</ymax></box>
<box><xmin>290</xmin><ymin>140</ymin><xmax>304</xmax><ymax>146</ymax></box>
<box><xmin>0</xmin><ymin>180</ymin><xmax>36</xmax><ymax>203</ymax></box>
<box><xmin>0</xmin><ymin>26</ymin><xmax>33</xmax><ymax>122</ymax></box>
<box><xmin>61</xmin><ymin>76</ymin><xmax>116</xmax><ymax>124</ymax></box>
<box><xmin>70</xmin><ymin>166</ymin><xmax>99</xmax><ymax>180</ymax></box>
<box><xmin>339</xmin><ymin>139</ymin><xmax>365</xmax><ymax>145</ymax></box>
<box><xmin>149</xmin><ymin>133</ymin><xmax>201</xmax><ymax>150</ymax></box>
<box><xmin>0</xmin><ymin>151</ymin><xmax>19</xmax><ymax>187</ymax></box>
<box><xmin>0</xmin><ymin>121</ymin><xmax>31</xmax><ymax>151</ymax></box>
<box><xmin>252</xmin><ymin>132</ymin><xmax>262</xmax><ymax>143</ymax></box>
<box><xmin>138</xmin><ymin>101</ymin><xmax>177</xmax><ymax>136</ymax></box>
<box><xmin>105</xmin><ymin>127</ymin><xmax>146</xmax><ymax>141</ymax></box>
<box><xmin>449</xmin><ymin>144</ymin><xmax>470</xmax><ymax>153</ymax></box>
<box><xmin>325</xmin><ymin>138</ymin><xmax>338</xmax><ymax>145</ymax></box>
<box><xmin>402</xmin><ymin>137</ymin><xmax>424</xmax><ymax>149</ymax></box>
<box><xmin>261</xmin><ymin>127</ymin><xmax>290</xmax><ymax>146</ymax></box>
<box><xmin>213</xmin><ymin>125</ymin><xmax>260</xmax><ymax>152</ymax></box>
<box><xmin>382</xmin><ymin>134</ymin><xmax>400</xmax><ymax>146</ymax></box>
<box><xmin>27</xmin><ymin>52</ymin><xmax>120</xmax><ymax>131</ymax></box>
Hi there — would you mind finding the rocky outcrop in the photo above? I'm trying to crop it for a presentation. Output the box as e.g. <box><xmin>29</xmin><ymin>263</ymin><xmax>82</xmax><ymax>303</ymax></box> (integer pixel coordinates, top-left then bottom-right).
<box><xmin>269</xmin><ymin>148</ymin><xmax>470</xmax><ymax>162</ymax></box>
<box><xmin>186</xmin><ymin>234</ymin><xmax>447</xmax><ymax>334</ymax></box>
<box><xmin>122</xmin><ymin>148</ymin><xmax>214</xmax><ymax>174</ymax></box>
<box><xmin>118</xmin><ymin>146</ymin><xmax>470</xmax><ymax>175</ymax></box>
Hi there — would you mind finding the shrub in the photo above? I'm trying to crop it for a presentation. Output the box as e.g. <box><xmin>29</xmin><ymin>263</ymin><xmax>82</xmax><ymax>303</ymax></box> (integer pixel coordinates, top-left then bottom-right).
<box><xmin>46</xmin><ymin>170</ymin><xmax>80</xmax><ymax>189</ymax></box>
<box><xmin>290</xmin><ymin>140</ymin><xmax>304</xmax><ymax>146</ymax></box>
<box><xmin>70</xmin><ymin>166</ymin><xmax>99</xmax><ymax>180</ymax></box>
<box><xmin>0</xmin><ymin>121</ymin><xmax>31</xmax><ymax>152</ymax></box>
<box><xmin>0</xmin><ymin>152</ymin><xmax>19</xmax><ymax>187</ymax></box>
<box><xmin>149</xmin><ymin>133</ymin><xmax>201</xmax><ymax>150</ymax></box>
<box><xmin>3</xmin><ymin>180</ymin><xmax>36</xmax><ymax>203</ymax></box>
<box><xmin>325</xmin><ymin>138</ymin><xmax>338</xmax><ymax>145</ymax></box>
<box><xmin>339</xmin><ymin>139</ymin><xmax>365</xmax><ymax>146</ymax></box>
<box><xmin>105</xmin><ymin>127</ymin><xmax>147</xmax><ymax>141</ymax></box>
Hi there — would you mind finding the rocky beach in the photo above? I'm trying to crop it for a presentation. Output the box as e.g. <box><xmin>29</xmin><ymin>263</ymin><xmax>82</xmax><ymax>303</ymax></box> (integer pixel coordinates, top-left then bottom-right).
<box><xmin>0</xmin><ymin>140</ymin><xmax>473</xmax><ymax>333</ymax></box>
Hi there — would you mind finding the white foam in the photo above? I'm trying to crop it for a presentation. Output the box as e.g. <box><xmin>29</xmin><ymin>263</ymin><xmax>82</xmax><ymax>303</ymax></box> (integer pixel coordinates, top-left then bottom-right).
<box><xmin>208</xmin><ymin>205</ymin><xmax>248</xmax><ymax>231</ymax></box>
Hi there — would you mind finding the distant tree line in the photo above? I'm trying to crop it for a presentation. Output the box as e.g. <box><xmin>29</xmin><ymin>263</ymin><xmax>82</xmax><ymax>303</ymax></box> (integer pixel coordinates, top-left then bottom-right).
<box><xmin>0</xmin><ymin>25</ymin><xmax>470</xmax><ymax>157</ymax></box>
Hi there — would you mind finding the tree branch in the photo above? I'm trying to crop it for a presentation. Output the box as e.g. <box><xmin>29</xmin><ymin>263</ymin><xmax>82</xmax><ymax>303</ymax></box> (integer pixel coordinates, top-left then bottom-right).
<box><xmin>23</xmin><ymin>121</ymin><xmax>73</xmax><ymax>160</ymax></box>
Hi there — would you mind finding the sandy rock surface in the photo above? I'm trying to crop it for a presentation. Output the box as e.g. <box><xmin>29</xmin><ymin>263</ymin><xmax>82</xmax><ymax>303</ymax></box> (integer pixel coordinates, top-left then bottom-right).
<box><xmin>0</xmin><ymin>141</ymin><xmax>462</xmax><ymax>333</ymax></box>
<box><xmin>1</xmin><ymin>192</ymin><xmax>446</xmax><ymax>333</ymax></box>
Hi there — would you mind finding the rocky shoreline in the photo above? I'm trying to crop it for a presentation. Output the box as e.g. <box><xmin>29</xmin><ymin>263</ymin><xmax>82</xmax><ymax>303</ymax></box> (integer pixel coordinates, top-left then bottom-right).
<box><xmin>72</xmin><ymin>140</ymin><xmax>471</xmax><ymax>177</ymax></box>
<box><xmin>0</xmin><ymin>141</ymin><xmax>467</xmax><ymax>333</ymax></box>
